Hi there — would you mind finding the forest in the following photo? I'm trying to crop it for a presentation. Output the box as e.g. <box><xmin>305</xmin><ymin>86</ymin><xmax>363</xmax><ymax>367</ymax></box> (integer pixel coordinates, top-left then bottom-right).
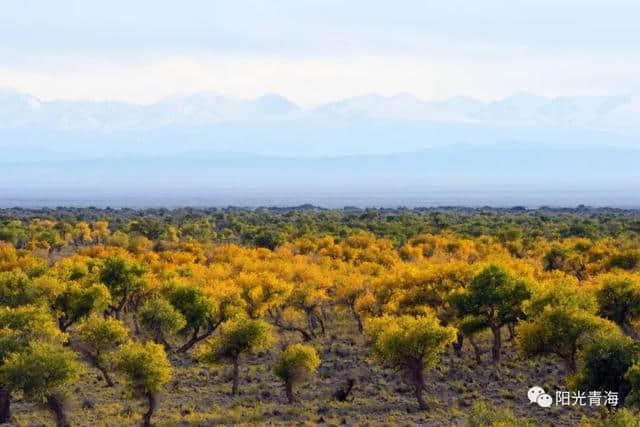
<box><xmin>0</xmin><ymin>206</ymin><xmax>639</xmax><ymax>426</ymax></box>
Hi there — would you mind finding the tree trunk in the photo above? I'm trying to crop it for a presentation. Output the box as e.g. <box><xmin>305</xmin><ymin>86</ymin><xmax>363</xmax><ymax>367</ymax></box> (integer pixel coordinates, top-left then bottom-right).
<box><xmin>231</xmin><ymin>357</ymin><xmax>240</xmax><ymax>396</ymax></box>
<box><xmin>178</xmin><ymin>327</ymin><xmax>200</xmax><ymax>353</ymax></box>
<box><xmin>132</xmin><ymin>311</ymin><xmax>141</xmax><ymax>336</ymax></box>
<box><xmin>45</xmin><ymin>394</ymin><xmax>69</xmax><ymax>427</ymax></box>
<box><xmin>352</xmin><ymin>306</ymin><xmax>364</xmax><ymax>333</ymax></box>
<box><xmin>412</xmin><ymin>368</ymin><xmax>428</xmax><ymax>410</ymax></box>
<box><xmin>414</xmin><ymin>385</ymin><xmax>427</xmax><ymax>410</ymax></box>
<box><xmin>315</xmin><ymin>313</ymin><xmax>326</xmax><ymax>336</ymax></box>
<box><xmin>300</xmin><ymin>330</ymin><xmax>313</xmax><ymax>341</ymax></box>
<box><xmin>469</xmin><ymin>336</ymin><xmax>482</xmax><ymax>365</ymax></box>
<box><xmin>334</xmin><ymin>379</ymin><xmax>355</xmax><ymax>402</ymax></box>
<box><xmin>112</xmin><ymin>294</ymin><xmax>127</xmax><ymax>320</ymax></box>
<box><xmin>0</xmin><ymin>384</ymin><xmax>10</xmax><ymax>424</ymax></box>
<box><xmin>159</xmin><ymin>336</ymin><xmax>173</xmax><ymax>353</ymax></box>
<box><xmin>273</xmin><ymin>313</ymin><xmax>313</xmax><ymax>342</ymax></box>
<box><xmin>491</xmin><ymin>325</ymin><xmax>501</xmax><ymax>364</ymax></box>
<box><xmin>97</xmin><ymin>364</ymin><xmax>114</xmax><ymax>387</ymax></box>
<box><xmin>154</xmin><ymin>331</ymin><xmax>173</xmax><ymax>352</ymax></box>
<box><xmin>566</xmin><ymin>347</ymin><xmax>577</xmax><ymax>374</ymax></box>
<box><xmin>621</xmin><ymin>323</ymin><xmax>640</xmax><ymax>340</ymax></box>
<box><xmin>58</xmin><ymin>317</ymin><xmax>69</xmax><ymax>333</ymax></box>
<box><xmin>306</xmin><ymin>310</ymin><xmax>316</xmax><ymax>335</ymax></box>
<box><xmin>618</xmin><ymin>381</ymin><xmax>632</xmax><ymax>407</ymax></box>
<box><xmin>178</xmin><ymin>322</ymin><xmax>219</xmax><ymax>353</ymax></box>
<box><xmin>142</xmin><ymin>392</ymin><xmax>157</xmax><ymax>427</ymax></box>
<box><xmin>86</xmin><ymin>352</ymin><xmax>114</xmax><ymax>387</ymax></box>
<box><xmin>507</xmin><ymin>323</ymin><xmax>515</xmax><ymax>341</ymax></box>
<box><xmin>285</xmin><ymin>381</ymin><xmax>295</xmax><ymax>403</ymax></box>
<box><xmin>452</xmin><ymin>333</ymin><xmax>464</xmax><ymax>358</ymax></box>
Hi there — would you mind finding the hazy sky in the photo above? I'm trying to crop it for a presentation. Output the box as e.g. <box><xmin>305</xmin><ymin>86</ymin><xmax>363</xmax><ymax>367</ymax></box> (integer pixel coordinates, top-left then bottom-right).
<box><xmin>2</xmin><ymin>0</ymin><xmax>640</xmax><ymax>106</ymax></box>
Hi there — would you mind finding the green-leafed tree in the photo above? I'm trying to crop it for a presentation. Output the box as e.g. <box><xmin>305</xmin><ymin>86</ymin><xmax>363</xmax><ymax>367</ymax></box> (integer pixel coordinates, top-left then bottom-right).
<box><xmin>116</xmin><ymin>341</ymin><xmax>172</xmax><ymax>427</ymax></box>
<box><xmin>450</xmin><ymin>265</ymin><xmax>531</xmax><ymax>365</ymax></box>
<box><xmin>526</xmin><ymin>279</ymin><xmax>597</xmax><ymax>317</ymax></box>
<box><xmin>1</xmin><ymin>342</ymin><xmax>82</xmax><ymax>427</ymax></box>
<box><xmin>273</xmin><ymin>343</ymin><xmax>320</xmax><ymax>403</ymax></box>
<box><xmin>365</xmin><ymin>315</ymin><xmax>456</xmax><ymax>410</ymax></box>
<box><xmin>53</xmin><ymin>282</ymin><xmax>111</xmax><ymax>332</ymax></box>
<box><xmin>200</xmin><ymin>317</ymin><xmax>273</xmax><ymax>396</ymax></box>
<box><xmin>0</xmin><ymin>270</ymin><xmax>53</xmax><ymax>307</ymax></box>
<box><xmin>139</xmin><ymin>297</ymin><xmax>186</xmax><ymax>350</ymax></box>
<box><xmin>457</xmin><ymin>315</ymin><xmax>489</xmax><ymax>365</ymax></box>
<box><xmin>0</xmin><ymin>305</ymin><xmax>65</xmax><ymax>423</ymax></box>
<box><xmin>100</xmin><ymin>255</ymin><xmax>146</xmax><ymax>319</ymax></box>
<box><xmin>76</xmin><ymin>316</ymin><xmax>128</xmax><ymax>386</ymax></box>
<box><xmin>163</xmin><ymin>283</ymin><xmax>235</xmax><ymax>353</ymax></box>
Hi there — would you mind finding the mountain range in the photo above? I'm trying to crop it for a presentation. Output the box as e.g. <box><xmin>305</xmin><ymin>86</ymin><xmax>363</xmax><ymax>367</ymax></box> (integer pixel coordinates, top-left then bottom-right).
<box><xmin>2</xmin><ymin>89</ymin><xmax>640</xmax><ymax>133</ymax></box>
<box><xmin>1</xmin><ymin>89</ymin><xmax>639</xmax><ymax>207</ymax></box>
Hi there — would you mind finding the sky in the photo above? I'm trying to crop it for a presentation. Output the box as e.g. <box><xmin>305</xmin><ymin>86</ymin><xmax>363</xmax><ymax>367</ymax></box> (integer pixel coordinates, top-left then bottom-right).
<box><xmin>2</xmin><ymin>0</ymin><xmax>640</xmax><ymax>107</ymax></box>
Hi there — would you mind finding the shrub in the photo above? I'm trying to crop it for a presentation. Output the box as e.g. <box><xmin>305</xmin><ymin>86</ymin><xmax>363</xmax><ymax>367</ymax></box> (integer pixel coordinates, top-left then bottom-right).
<box><xmin>518</xmin><ymin>307</ymin><xmax>620</xmax><ymax>373</ymax></box>
<box><xmin>571</xmin><ymin>333</ymin><xmax>640</xmax><ymax>405</ymax></box>
<box><xmin>542</xmin><ymin>246</ymin><xmax>567</xmax><ymax>271</ymax></box>
<box><xmin>625</xmin><ymin>363</ymin><xmax>640</xmax><ymax>407</ymax></box>
<box><xmin>580</xmin><ymin>409</ymin><xmax>640</xmax><ymax>427</ymax></box>
<box><xmin>596</xmin><ymin>276</ymin><xmax>640</xmax><ymax>336</ymax></box>
<box><xmin>467</xmin><ymin>400</ymin><xmax>534</xmax><ymax>427</ymax></box>
<box><xmin>608</xmin><ymin>250</ymin><xmax>640</xmax><ymax>271</ymax></box>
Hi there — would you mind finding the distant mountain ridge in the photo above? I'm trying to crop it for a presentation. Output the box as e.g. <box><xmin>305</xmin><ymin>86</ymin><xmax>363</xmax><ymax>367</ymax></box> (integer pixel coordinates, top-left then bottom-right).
<box><xmin>1</xmin><ymin>145</ymin><xmax>638</xmax><ymax>208</ymax></box>
<box><xmin>1</xmin><ymin>89</ymin><xmax>639</xmax><ymax>133</ymax></box>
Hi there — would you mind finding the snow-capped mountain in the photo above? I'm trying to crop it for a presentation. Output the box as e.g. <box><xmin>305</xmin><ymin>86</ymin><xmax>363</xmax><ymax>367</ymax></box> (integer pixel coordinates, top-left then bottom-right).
<box><xmin>0</xmin><ymin>90</ymin><xmax>303</xmax><ymax>130</ymax></box>
<box><xmin>315</xmin><ymin>91</ymin><xmax>638</xmax><ymax>131</ymax></box>
<box><xmin>1</xmin><ymin>89</ymin><xmax>639</xmax><ymax>132</ymax></box>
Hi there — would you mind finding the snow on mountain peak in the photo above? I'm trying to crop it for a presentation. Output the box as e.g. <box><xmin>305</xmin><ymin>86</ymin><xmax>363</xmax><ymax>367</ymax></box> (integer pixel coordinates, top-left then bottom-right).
<box><xmin>0</xmin><ymin>90</ymin><xmax>638</xmax><ymax>132</ymax></box>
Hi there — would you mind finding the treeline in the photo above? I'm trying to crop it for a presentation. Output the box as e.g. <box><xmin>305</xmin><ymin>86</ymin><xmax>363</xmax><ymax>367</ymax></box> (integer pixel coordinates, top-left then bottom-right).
<box><xmin>1</xmin><ymin>206</ymin><xmax>639</xmax><ymax>251</ymax></box>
